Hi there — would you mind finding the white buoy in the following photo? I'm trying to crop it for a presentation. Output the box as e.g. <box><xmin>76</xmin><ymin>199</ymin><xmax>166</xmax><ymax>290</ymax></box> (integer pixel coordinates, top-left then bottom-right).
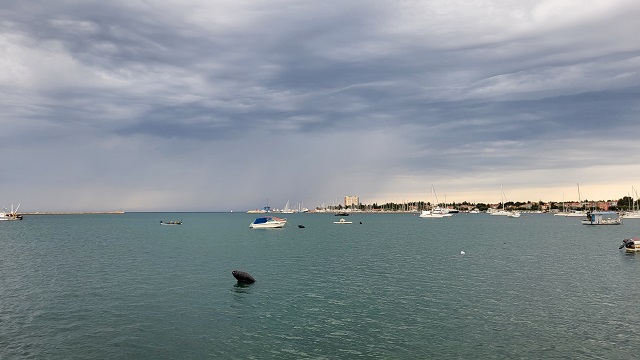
<box><xmin>460</xmin><ymin>250</ymin><xmax>465</xmax><ymax>255</ymax></box>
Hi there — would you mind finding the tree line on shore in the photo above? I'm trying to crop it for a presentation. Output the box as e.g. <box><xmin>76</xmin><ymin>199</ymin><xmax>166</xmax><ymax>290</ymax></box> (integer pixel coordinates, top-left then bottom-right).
<box><xmin>324</xmin><ymin>196</ymin><xmax>638</xmax><ymax>212</ymax></box>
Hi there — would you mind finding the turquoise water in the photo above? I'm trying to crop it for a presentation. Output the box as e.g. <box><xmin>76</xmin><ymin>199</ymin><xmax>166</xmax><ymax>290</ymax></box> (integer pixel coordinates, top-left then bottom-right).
<box><xmin>1</xmin><ymin>213</ymin><xmax>639</xmax><ymax>359</ymax></box>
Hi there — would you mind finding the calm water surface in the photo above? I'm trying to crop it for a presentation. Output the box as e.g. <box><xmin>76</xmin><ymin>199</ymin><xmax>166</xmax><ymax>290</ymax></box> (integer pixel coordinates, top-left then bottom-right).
<box><xmin>1</xmin><ymin>213</ymin><xmax>639</xmax><ymax>359</ymax></box>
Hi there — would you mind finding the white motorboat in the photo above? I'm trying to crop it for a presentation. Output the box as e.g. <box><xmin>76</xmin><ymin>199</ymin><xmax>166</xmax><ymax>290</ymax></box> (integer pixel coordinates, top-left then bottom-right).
<box><xmin>249</xmin><ymin>216</ymin><xmax>287</xmax><ymax>228</ymax></box>
<box><xmin>507</xmin><ymin>211</ymin><xmax>521</xmax><ymax>218</ymax></box>
<box><xmin>334</xmin><ymin>218</ymin><xmax>353</xmax><ymax>224</ymax></box>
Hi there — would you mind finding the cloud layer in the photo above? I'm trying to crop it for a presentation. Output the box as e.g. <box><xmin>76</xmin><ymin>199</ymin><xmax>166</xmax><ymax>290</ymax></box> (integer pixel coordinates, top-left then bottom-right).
<box><xmin>2</xmin><ymin>1</ymin><xmax>640</xmax><ymax>211</ymax></box>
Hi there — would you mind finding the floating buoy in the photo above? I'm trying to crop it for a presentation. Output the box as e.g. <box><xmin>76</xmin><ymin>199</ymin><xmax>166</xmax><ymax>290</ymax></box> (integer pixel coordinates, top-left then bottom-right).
<box><xmin>460</xmin><ymin>250</ymin><xmax>465</xmax><ymax>255</ymax></box>
<box><xmin>232</xmin><ymin>270</ymin><xmax>255</xmax><ymax>283</ymax></box>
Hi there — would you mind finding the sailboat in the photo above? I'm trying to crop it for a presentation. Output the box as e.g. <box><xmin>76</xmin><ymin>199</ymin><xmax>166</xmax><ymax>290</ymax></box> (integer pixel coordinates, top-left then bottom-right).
<box><xmin>432</xmin><ymin>188</ymin><xmax>452</xmax><ymax>217</ymax></box>
<box><xmin>490</xmin><ymin>186</ymin><xmax>511</xmax><ymax>216</ymax></box>
<box><xmin>420</xmin><ymin>186</ymin><xmax>446</xmax><ymax>218</ymax></box>
<box><xmin>565</xmin><ymin>183</ymin><xmax>586</xmax><ymax>217</ymax></box>
<box><xmin>281</xmin><ymin>200</ymin><xmax>294</xmax><ymax>213</ymax></box>
<box><xmin>623</xmin><ymin>186</ymin><xmax>640</xmax><ymax>219</ymax></box>
<box><xmin>554</xmin><ymin>193</ymin><xmax>569</xmax><ymax>216</ymax></box>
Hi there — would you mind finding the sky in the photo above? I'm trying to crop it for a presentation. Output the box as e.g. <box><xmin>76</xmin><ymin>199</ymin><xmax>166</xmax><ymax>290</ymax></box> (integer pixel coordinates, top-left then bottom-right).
<box><xmin>2</xmin><ymin>0</ymin><xmax>640</xmax><ymax>212</ymax></box>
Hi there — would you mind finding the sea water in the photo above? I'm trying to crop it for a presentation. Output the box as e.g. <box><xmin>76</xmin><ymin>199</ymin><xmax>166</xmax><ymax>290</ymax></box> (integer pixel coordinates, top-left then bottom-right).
<box><xmin>1</xmin><ymin>212</ymin><xmax>639</xmax><ymax>359</ymax></box>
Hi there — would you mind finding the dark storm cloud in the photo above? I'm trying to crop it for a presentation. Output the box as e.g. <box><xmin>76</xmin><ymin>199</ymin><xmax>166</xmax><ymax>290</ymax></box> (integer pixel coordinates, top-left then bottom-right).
<box><xmin>2</xmin><ymin>0</ymin><xmax>639</xmax><ymax>211</ymax></box>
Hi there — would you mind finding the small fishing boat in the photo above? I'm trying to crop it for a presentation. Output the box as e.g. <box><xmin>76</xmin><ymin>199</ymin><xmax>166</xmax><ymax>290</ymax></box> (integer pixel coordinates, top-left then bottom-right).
<box><xmin>333</xmin><ymin>218</ymin><xmax>353</xmax><ymax>224</ymax></box>
<box><xmin>160</xmin><ymin>220</ymin><xmax>182</xmax><ymax>225</ymax></box>
<box><xmin>581</xmin><ymin>212</ymin><xmax>622</xmax><ymax>225</ymax></box>
<box><xmin>619</xmin><ymin>238</ymin><xmax>640</xmax><ymax>252</ymax></box>
<box><xmin>249</xmin><ymin>216</ymin><xmax>287</xmax><ymax>228</ymax></box>
<box><xmin>0</xmin><ymin>204</ymin><xmax>23</xmax><ymax>221</ymax></box>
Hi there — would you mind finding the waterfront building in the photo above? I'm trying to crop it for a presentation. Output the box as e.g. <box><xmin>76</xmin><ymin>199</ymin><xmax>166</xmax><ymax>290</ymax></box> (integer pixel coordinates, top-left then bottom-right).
<box><xmin>344</xmin><ymin>195</ymin><xmax>359</xmax><ymax>208</ymax></box>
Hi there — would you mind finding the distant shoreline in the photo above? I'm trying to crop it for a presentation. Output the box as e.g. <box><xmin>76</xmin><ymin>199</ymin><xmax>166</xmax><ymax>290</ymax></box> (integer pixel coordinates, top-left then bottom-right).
<box><xmin>23</xmin><ymin>211</ymin><xmax>126</xmax><ymax>215</ymax></box>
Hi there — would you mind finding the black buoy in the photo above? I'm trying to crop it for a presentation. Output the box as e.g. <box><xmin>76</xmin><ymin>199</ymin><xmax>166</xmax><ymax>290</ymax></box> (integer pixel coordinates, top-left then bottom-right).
<box><xmin>298</xmin><ymin>225</ymin><xmax>305</xmax><ymax>228</ymax></box>
<box><xmin>232</xmin><ymin>270</ymin><xmax>256</xmax><ymax>284</ymax></box>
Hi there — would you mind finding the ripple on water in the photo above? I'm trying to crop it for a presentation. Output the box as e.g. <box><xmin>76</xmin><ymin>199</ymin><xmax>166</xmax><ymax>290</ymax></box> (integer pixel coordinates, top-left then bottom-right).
<box><xmin>1</xmin><ymin>213</ymin><xmax>640</xmax><ymax>359</ymax></box>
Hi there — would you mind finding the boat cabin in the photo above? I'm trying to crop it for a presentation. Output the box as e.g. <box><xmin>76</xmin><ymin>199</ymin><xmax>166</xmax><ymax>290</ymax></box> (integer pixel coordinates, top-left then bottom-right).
<box><xmin>581</xmin><ymin>211</ymin><xmax>622</xmax><ymax>225</ymax></box>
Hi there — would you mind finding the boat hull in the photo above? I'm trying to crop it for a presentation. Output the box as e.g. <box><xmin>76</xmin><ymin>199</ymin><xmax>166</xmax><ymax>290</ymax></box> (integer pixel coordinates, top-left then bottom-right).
<box><xmin>250</xmin><ymin>222</ymin><xmax>286</xmax><ymax>228</ymax></box>
<box><xmin>623</xmin><ymin>212</ymin><xmax>640</xmax><ymax>219</ymax></box>
<box><xmin>581</xmin><ymin>221</ymin><xmax>622</xmax><ymax>225</ymax></box>
<box><xmin>490</xmin><ymin>210</ymin><xmax>510</xmax><ymax>216</ymax></box>
<box><xmin>565</xmin><ymin>212</ymin><xmax>586</xmax><ymax>217</ymax></box>
<box><xmin>581</xmin><ymin>212</ymin><xmax>622</xmax><ymax>225</ymax></box>
<box><xmin>160</xmin><ymin>221</ymin><xmax>182</xmax><ymax>225</ymax></box>
<box><xmin>621</xmin><ymin>238</ymin><xmax>640</xmax><ymax>252</ymax></box>
<box><xmin>249</xmin><ymin>216</ymin><xmax>287</xmax><ymax>228</ymax></box>
<box><xmin>581</xmin><ymin>219</ymin><xmax>623</xmax><ymax>225</ymax></box>
<box><xmin>419</xmin><ymin>210</ymin><xmax>445</xmax><ymax>218</ymax></box>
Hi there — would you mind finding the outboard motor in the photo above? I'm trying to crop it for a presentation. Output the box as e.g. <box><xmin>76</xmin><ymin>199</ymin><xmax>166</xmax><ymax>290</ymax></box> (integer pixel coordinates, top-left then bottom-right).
<box><xmin>620</xmin><ymin>238</ymin><xmax>635</xmax><ymax>249</ymax></box>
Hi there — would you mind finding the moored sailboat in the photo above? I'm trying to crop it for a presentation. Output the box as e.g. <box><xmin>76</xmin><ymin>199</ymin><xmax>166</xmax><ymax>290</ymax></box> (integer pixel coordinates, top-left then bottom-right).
<box><xmin>490</xmin><ymin>186</ymin><xmax>517</xmax><ymax>216</ymax></box>
<box><xmin>622</xmin><ymin>186</ymin><xmax>640</xmax><ymax>219</ymax></box>
<box><xmin>420</xmin><ymin>186</ymin><xmax>447</xmax><ymax>218</ymax></box>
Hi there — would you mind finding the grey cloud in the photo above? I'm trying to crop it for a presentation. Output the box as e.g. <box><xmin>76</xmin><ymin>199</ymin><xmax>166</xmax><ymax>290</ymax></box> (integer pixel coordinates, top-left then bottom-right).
<box><xmin>2</xmin><ymin>1</ymin><xmax>639</xmax><ymax>211</ymax></box>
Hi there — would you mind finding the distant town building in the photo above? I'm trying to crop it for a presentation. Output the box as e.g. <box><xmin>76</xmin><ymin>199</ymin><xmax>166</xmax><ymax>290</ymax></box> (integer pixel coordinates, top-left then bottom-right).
<box><xmin>344</xmin><ymin>195</ymin><xmax>359</xmax><ymax>208</ymax></box>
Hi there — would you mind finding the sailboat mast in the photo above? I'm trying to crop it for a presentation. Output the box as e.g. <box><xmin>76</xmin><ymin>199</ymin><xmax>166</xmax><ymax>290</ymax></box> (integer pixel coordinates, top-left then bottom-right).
<box><xmin>577</xmin><ymin>183</ymin><xmax>582</xmax><ymax>209</ymax></box>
